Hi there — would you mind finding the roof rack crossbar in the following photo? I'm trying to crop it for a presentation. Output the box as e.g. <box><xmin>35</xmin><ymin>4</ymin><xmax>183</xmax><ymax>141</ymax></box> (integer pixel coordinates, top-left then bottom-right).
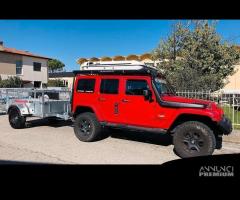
<box><xmin>87</xmin><ymin>63</ymin><xmax>145</xmax><ymax>66</ymax></box>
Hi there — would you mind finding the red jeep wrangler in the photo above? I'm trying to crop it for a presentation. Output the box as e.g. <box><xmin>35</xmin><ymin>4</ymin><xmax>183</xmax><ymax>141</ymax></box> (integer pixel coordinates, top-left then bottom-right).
<box><xmin>71</xmin><ymin>64</ymin><xmax>232</xmax><ymax>158</ymax></box>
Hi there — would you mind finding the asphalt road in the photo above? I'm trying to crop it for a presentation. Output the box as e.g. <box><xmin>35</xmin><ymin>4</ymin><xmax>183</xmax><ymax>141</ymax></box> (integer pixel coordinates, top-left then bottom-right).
<box><xmin>0</xmin><ymin>115</ymin><xmax>239</xmax><ymax>164</ymax></box>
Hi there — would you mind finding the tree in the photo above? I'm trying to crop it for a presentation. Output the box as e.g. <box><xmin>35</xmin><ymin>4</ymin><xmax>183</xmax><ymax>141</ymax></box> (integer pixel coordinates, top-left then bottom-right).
<box><xmin>152</xmin><ymin>20</ymin><xmax>240</xmax><ymax>91</ymax></box>
<box><xmin>48</xmin><ymin>59</ymin><xmax>65</xmax><ymax>73</ymax></box>
<box><xmin>0</xmin><ymin>76</ymin><xmax>23</xmax><ymax>88</ymax></box>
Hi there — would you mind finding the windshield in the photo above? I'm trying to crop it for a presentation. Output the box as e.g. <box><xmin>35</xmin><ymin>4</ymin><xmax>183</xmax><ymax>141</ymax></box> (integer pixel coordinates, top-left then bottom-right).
<box><xmin>153</xmin><ymin>77</ymin><xmax>175</xmax><ymax>95</ymax></box>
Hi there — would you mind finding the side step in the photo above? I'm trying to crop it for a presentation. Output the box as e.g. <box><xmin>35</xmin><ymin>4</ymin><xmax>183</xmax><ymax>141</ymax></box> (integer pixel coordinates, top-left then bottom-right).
<box><xmin>100</xmin><ymin>122</ymin><xmax>167</xmax><ymax>134</ymax></box>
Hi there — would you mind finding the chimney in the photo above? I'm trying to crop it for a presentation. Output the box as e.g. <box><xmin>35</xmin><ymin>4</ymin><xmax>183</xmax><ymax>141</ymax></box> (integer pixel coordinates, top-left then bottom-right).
<box><xmin>0</xmin><ymin>41</ymin><xmax>3</xmax><ymax>50</ymax></box>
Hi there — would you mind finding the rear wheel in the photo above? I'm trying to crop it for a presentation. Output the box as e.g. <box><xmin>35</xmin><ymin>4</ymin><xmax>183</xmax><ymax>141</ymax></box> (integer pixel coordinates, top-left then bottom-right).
<box><xmin>74</xmin><ymin>112</ymin><xmax>102</xmax><ymax>142</ymax></box>
<box><xmin>8</xmin><ymin>108</ymin><xmax>26</xmax><ymax>129</ymax></box>
<box><xmin>173</xmin><ymin>121</ymin><xmax>216</xmax><ymax>158</ymax></box>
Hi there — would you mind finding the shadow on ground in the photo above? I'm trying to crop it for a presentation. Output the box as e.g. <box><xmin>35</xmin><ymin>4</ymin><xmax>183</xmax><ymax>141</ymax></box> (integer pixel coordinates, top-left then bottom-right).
<box><xmin>25</xmin><ymin>118</ymin><xmax>173</xmax><ymax>146</ymax></box>
<box><xmin>25</xmin><ymin>118</ymin><xmax>73</xmax><ymax>128</ymax></box>
<box><xmin>109</xmin><ymin>128</ymin><xmax>173</xmax><ymax>146</ymax></box>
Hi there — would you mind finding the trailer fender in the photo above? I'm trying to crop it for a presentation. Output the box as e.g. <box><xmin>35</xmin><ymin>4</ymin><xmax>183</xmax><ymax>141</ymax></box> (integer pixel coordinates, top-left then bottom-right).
<box><xmin>8</xmin><ymin>104</ymin><xmax>30</xmax><ymax>116</ymax></box>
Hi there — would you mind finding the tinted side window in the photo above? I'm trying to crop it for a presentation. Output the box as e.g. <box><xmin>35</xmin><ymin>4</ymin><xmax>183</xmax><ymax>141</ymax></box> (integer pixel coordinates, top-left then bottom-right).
<box><xmin>100</xmin><ymin>79</ymin><xmax>119</xmax><ymax>94</ymax></box>
<box><xmin>77</xmin><ymin>79</ymin><xmax>95</xmax><ymax>93</ymax></box>
<box><xmin>126</xmin><ymin>80</ymin><xmax>149</xmax><ymax>95</ymax></box>
<box><xmin>16</xmin><ymin>60</ymin><xmax>23</xmax><ymax>75</ymax></box>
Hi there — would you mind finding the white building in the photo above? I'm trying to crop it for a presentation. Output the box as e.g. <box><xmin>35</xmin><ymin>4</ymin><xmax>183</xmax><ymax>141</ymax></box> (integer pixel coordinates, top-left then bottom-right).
<box><xmin>0</xmin><ymin>41</ymin><xmax>50</xmax><ymax>88</ymax></box>
<box><xmin>48</xmin><ymin>72</ymin><xmax>74</xmax><ymax>89</ymax></box>
<box><xmin>77</xmin><ymin>54</ymin><xmax>160</xmax><ymax>68</ymax></box>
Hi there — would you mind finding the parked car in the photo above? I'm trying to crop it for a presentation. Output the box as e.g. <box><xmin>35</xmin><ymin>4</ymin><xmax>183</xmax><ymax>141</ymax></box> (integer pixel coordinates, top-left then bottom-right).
<box><xmin>71</xmin><ymin>63</ymin><xmax>232</xmax><ymax>158</ymax></box>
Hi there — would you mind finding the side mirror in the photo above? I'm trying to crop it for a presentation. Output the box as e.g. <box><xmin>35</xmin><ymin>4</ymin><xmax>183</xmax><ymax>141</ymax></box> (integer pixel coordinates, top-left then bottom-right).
<box><xmin>143</xmin><ymin>89</ymin><xmax>153</xmax><ymax>102</ymax></box>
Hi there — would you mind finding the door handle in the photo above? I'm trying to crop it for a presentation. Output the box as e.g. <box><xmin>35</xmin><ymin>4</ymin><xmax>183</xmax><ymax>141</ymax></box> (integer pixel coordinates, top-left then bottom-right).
<box><xmin>114</xmin><ymin>103</ymin><xmax>119</xmax><ymax>114</ymax></box>
<box><xmin>122</xmin><ymin>99</ymin><xmax>130</xmax><ymax>103</ymax></box>
<box><xmin>98</xmin><ymin>97</ymin><xmax>106</xmax><ymax>101</ymax></box>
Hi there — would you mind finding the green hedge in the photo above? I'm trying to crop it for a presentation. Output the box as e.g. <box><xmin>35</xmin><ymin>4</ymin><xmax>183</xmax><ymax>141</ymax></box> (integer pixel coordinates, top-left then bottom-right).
<box><xmin>47</xmin><ymin>79</ymin><xmax>66</xmax><ymax>87</ymax></box>
<box><xmin>0</xmin><ymin>76</ymin><xmax>23</xmax><ymax>88</ymax></box>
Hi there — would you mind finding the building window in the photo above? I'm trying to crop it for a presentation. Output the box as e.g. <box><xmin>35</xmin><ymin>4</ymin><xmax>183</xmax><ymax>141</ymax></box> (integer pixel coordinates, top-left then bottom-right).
<box><xmin>126</xmin><ymin>80</ymin><xmax>149</xmax><ymax>95</ymax></box>
<box><xmin>77</xmin><ymin>79</ymin><xmax>95</xmax><ymax>93</ymax></box>
<box><xmin>100</xmin><ymin>79</ymin><xmax>119</xmax><ymax>94</ymax></box>
<box><xmin>33</xmin><ymin>62</ymin><xmax>41</xmax><ymax>71</ymax></box>
<box><xmin>62</xmin><ymin>80</ymin><xmax>68</xmax><ymax>87</ymax></box>
<box><xmin>34</xmin><ymin>81</ymin><xmax>41</xmax><ymax>88</ymax></box>
<box><xmin>16</xmin><ymin>60</ymin><xmax>22</xmax><ymax>75</ymax></box>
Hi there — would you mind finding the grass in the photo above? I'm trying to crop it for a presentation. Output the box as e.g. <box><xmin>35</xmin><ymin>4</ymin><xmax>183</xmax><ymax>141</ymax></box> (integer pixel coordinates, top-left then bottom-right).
<box><xmin>222</xmin><ymin>106</ymin><xmax>240</xmax><ymax>129</ymax></box>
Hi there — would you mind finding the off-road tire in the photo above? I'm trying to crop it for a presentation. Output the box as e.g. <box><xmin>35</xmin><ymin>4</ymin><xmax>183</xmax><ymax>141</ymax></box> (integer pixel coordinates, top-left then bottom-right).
<box><xmin>8</xmin><ymin>108</ymin><xmax>26</xmax><ymax>129</ymax></box>
<box><xmin>173</xmin><ymin>121</ymin><xmax>216</xmax><ymax>158</ymax></box>
<box><xmin>74</xmin><ymin>112</ymin><xmax>102</xmax><ymax>142</ymax></box>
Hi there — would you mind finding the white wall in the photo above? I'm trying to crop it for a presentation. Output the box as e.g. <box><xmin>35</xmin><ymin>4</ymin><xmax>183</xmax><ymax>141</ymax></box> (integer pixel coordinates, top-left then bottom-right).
<box><xmin>0</xmin><ymin>74</ymin><xmax>15</xmax><ymax>79</ymax></box>
<box><xmin>49</xmin><ymin>77</ymin><xmax>74</xmax><ymax>89</ymax></box>
<box><xmin>223</xmin><ymin>64</ymin><xmax>240</xmax><ymax>90</ymax></box>
<box><xmin>21</xmin><ymin>56</ymin><xmax>48</xmax><ymax>84</ymax></box>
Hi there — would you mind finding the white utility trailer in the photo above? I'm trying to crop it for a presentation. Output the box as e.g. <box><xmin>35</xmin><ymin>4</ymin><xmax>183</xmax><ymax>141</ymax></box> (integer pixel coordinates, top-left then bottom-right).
<box><xmin>2</xmin><ymin>88</ymin><xmax>71</xmax><ymax>129</ymax></box>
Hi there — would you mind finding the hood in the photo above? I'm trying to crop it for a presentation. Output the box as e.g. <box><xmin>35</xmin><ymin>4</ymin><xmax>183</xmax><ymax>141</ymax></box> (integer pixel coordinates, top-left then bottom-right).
<box><xmin>161</xmin><ymin>95</ymin><xmax>212</xmax><ymax>106</ymax></box>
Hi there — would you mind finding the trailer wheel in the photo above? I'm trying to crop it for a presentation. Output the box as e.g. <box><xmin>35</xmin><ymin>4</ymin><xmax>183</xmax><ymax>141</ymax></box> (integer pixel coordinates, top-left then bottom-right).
<box><xmin>8</xmin><ymin>108</ymin><xmax>26</xmax><ymax>129</ymax></box>
<box><xmin>173</xmin><ymin>121</ymin><xmax>216</xmax><ymax>158</ymax></box>
<box><xmin>74</xmin><ymin>112</ymin><xmax>102</xmax><ymax>142</ymax></box>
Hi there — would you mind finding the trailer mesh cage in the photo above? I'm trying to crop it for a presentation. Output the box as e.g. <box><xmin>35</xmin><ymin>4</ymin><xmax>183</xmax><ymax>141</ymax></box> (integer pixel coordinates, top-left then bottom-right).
<box><xmin>0</xmin><ymin>88</ymin><xmax>71</xmax><ymax>116</ymax></box>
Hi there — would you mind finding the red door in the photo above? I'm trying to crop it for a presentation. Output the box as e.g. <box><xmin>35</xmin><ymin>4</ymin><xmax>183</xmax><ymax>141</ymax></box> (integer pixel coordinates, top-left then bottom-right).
<box><xmin>97</xmin><ymin>76</ymin><xmax>125</xmax><ymax>123</ymax></box>
<box><xmin>120</xmin><ymin>76</ymin><xmax>160</xmax><ymax>128</ymax></box>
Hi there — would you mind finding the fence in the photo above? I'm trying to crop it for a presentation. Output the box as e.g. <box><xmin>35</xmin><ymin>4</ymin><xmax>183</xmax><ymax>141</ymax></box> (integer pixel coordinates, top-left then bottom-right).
<box><xmin>176</xmin><ymin>90</ymin><xmax>240</xmax><ymax>129</ymax></box>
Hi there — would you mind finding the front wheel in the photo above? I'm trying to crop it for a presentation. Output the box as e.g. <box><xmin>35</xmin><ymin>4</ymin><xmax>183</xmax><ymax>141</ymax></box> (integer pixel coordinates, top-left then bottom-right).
<box><xmin>173</xmin><ymin>121</ymin><xmax>216</xmax><ymax>158</ymax></box>
<box><xmin>74</xmin><ymin>112</ymin><xmax>102</xmax><ymax>142</ymax></box>
<box><xmin>8</xmin><ymin>108</ymin><xmax>26</xmax><ymax>129</ymax></box>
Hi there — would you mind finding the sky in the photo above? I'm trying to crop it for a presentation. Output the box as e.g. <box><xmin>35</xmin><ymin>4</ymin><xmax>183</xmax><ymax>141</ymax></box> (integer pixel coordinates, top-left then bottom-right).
<box><xmin>0</xmin><ymin>20</ymin><xmax>240</xmax><ymax>71</ymax></box>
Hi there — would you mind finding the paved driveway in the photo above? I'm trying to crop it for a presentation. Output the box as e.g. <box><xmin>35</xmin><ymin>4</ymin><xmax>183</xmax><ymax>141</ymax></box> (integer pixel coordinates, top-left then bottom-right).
<box><xmin>0</xmin><ymin>115</ymin><xmax>239</xmax><ymax>164</ymax></box>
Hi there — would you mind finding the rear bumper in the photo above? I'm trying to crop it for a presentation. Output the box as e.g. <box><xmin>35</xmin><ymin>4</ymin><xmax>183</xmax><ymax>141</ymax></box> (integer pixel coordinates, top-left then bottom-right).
<box><xmin>218</xmin><ymin>116</ymin><xmax>232</xmax><ymax>135</ymax></box>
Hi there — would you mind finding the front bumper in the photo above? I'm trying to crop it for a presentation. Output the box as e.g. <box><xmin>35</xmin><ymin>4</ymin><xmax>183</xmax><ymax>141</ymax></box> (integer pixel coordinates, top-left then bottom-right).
<box><xmin>218</xmin><ymin>116</ymin><xmax>232</xmax><ymax>135</ymax></box>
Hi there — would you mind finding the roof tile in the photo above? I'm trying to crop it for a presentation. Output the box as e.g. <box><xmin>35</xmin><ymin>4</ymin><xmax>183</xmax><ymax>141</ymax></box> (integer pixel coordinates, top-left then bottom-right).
<box><xmin>1</xmin><ymin>47</ymin><xmax>50</xmax><ymax>59</ymax></box>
